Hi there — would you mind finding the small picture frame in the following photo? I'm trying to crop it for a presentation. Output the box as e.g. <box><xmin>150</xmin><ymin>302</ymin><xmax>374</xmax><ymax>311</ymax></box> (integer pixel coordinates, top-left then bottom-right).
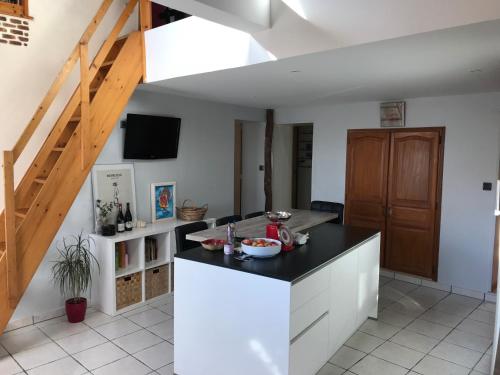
<box><xmin>151</xmin><ymin>182</ymin><xmax>176</xmax><ymax>223</ymax></box>
<box><xmin>380</xmin><ymin>101</ymin><xmax>405</xmax><ymax>128</ymax></box>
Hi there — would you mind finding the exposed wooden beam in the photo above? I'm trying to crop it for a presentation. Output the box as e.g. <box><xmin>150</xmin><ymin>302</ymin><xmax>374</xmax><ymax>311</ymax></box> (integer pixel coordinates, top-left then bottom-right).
<box><xmin>80</xmin><ymin>42</ymin><xmax>91</xmax><ymax>169</ymax></box>
<box><xmin>264</xmin><ymin>109</ymin><xmax>274</xmax><ymax>212</ymax></box>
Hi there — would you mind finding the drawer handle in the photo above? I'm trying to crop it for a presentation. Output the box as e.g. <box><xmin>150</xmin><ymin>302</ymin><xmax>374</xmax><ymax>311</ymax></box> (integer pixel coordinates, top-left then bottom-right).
<box><xmin>153</xmin><ymin>269</ymin><xmax>160</xmax><ymax>274</ymax></box>
<box><xmin>124</xmin><ymin>276</ymin><xmax>131</xmax><ymax>282</ymax></box>
<box><xmin>290</xmin><ymin>311</ymin><xmax>329</xmax><ymax>345</ymax></box>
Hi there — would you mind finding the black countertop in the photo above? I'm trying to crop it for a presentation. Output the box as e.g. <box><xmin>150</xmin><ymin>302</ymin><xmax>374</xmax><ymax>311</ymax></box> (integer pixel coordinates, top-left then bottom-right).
<box><xmin>175</xmin><ymin>223</ymin><xmax>379</xmax><ymax>283</ymax></box>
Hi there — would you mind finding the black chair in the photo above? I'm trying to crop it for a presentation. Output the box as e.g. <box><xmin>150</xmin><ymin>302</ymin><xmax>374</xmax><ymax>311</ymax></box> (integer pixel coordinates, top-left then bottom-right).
<box><xmin>310</xmin><ymin>201</ymin><xmax>344</xmax><ymax>224</ymax></box>
<box><xmin>245</xmin><ymin>211</ymin><xmax>264</xmax><ymax>219</ymax></box>
<box><xmin>175</xmin><ymin>221</ymin><xmax>208</xmax><ymax>253</ymax></box>
<box><xmin>215</xmin><ymin>215</ymin><xmax>242</xmax><ymax>227</ymax></box>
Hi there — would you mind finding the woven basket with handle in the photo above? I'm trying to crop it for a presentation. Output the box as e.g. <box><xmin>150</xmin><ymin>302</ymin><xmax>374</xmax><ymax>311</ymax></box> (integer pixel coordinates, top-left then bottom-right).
<box><xmin>176</xmin><ymin>199</ymin><xmax>208</xmax><ymax>221</ymax></box>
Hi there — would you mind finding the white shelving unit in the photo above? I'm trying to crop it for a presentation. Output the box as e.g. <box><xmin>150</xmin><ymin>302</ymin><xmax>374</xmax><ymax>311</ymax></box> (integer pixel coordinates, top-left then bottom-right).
<box><xmin>91</xmin><ymin>220</ymin><xmax>188</xmax><ymax>315</ymax></box>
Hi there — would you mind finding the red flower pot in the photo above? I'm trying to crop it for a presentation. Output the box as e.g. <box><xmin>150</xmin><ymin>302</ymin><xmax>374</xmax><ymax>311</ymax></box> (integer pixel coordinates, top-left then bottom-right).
<box><xmin>65</xmin><ymin>298</ymin><xmax>87</xmax><ymax>323</ymax></box>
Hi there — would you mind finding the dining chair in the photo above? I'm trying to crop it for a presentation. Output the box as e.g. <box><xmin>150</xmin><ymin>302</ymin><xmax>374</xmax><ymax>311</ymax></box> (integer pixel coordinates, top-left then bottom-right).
<box><xmin>175</xmin><ymin>221</ymin><xmax>208</xmax><ymax>253</ymax></box>
<box><xmin>310</xmin><ymin>201</ymin><xmax>344</xmax><ymax>224</ymax></box>
<box><xmin>215</xmin><ymin>215</ymin><xmax>242</xmax><ymax>227</ymax></box>
<box><xmin>245</xmin><ymin>211</ymin><xmax>265</xmax><ymax>219</ymax></box>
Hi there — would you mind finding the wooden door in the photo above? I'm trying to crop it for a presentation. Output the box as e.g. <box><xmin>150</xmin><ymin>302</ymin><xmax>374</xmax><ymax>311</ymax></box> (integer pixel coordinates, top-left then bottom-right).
<box><xmin>385</xmin><ymin>130</ymin><xmax>442</xmax><ymax>278</ymax></box>
<box><xmin>345</xmin><ymin>130</ymin><xmax>390</xmax><ymax>266</ymax></box>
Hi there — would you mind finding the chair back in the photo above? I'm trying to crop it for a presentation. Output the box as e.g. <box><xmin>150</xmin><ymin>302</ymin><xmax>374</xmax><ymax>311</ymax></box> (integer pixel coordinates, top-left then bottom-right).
<box><xmin>215</xmin><ymin>215</ymin><xmax>242</xmax><ymax>227</ymax></box>
<box><xmin>245</xmin><ymin>211</ymin><xmax>264</xmax><ymax>220</ymax></box>
<box><xmin>310</xmin><ymin>201</ymin><xmax>344</xmax><ymax>224</ymax></box>
<box><xmin>175</xmin><ymin>221</ymin><xmax>208</xmax><ymax>253</ymax></box>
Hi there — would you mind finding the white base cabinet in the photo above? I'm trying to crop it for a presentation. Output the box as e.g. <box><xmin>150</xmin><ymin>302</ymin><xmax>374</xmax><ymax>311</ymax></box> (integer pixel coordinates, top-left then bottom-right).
<box><xmin>175</xmin><ymin>233</ymin><xmax>380</xmax><ymax>375</ymax></box>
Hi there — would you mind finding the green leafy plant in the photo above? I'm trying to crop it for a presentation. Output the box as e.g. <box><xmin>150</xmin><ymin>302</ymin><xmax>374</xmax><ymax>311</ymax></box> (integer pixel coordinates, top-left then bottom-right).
<box><xmin>51</xmin><ymin>233</ymin><xmax>100</xmax><ymax>302</ymax></box>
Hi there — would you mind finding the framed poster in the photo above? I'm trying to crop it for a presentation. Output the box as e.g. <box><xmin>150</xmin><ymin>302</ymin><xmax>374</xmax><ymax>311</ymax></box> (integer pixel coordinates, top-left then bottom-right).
<box><xmin>380</xmin><ymin>101</ymin><xmax>405</xmax><ymax>127</ymax></box>
<box><xmin>151</xmin><ymin>182</ymin><xmax>176</xmax><ymax>223</ymax></box>
<box><xmin>91</xmin><ymin>164</ymin><xmax>137</xmax><ymax>232</ymax></box>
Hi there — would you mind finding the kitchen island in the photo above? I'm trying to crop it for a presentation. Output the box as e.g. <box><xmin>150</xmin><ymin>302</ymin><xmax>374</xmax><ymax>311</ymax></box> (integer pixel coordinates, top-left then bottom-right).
<box><xmin>174</xmin><ymin>223</ymin><xmax>380</xmax><ymax>375</ymax></box>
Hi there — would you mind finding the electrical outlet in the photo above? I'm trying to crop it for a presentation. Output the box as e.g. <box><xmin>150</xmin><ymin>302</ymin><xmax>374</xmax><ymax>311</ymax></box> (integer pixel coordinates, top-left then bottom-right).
<box><xmin>483</xmin><ymin>182</ymin><xmax>492</xmax><ymax>191</ymax></box>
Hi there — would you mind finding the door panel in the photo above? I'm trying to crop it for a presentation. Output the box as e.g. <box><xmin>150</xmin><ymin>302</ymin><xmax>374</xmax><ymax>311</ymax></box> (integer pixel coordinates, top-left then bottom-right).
<box><xmin>386</xmin><ymin>131</ymin><xmax>440</xmax><ymax>278</ymax></box>
<box><xmin>345</xmin><ymin>130</ymin><xmax>390</xmax><ymax>266</ymax></box>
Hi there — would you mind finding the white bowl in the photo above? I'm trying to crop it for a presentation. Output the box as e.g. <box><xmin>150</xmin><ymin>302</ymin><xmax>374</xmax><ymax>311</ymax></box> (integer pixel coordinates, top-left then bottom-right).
<box><xmin>241</xmin><ymin>238</ymin><xmax>281</xmax><ymax>258</ymax></box>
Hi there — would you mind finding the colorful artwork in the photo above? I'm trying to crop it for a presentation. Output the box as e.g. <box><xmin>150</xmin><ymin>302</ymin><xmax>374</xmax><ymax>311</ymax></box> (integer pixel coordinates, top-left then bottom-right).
<box><xmin>151</xmin><ymin>182</ymin><xmax>176</xmax><ymax>222</ymax></box>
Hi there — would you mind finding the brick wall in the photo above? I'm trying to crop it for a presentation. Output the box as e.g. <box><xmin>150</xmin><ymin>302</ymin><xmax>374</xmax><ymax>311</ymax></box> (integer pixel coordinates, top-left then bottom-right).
<box><xmin>0</xmin><ymin>15</ymin><xmax>29</xmax><ymax>46</ymax></box>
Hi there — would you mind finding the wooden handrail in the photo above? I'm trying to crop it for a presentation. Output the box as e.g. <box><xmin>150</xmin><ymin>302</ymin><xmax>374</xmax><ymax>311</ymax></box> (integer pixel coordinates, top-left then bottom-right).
<box><xmin>80</xmin><ymin>42</ymin><xmax>90</xmax><ymax>170</ymax></box>
<box><xmin>12</xmin><ymin>0</ymin><xmax>114</xmax><ymax>163</ymax></box>
<box><xmin>3</xmin><ymin>151</ymin><xmax>17</xmax><ymax>307</ymax></box>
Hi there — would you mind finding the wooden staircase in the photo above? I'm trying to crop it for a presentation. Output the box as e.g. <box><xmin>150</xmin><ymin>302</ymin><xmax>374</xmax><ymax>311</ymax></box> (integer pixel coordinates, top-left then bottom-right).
<box><xmin>0</xmin><ymin>0</ymin><xmax>152</xmax><ymax>333</ymax></box>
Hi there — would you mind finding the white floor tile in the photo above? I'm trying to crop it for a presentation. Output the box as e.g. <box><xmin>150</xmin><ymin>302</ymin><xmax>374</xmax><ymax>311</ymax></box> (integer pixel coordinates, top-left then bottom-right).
<box><xmin>433</xmin><ymin>300</ymin><xmax>477</xmax><ymax>317</ymax></box>
<box><xmin>38</xmin><ymin>321</ymin><xmax>89</xmax><ymax>340</ymax></box>
<box><xmin>12</xmin><ymin>342</ymin><xmax>66</xmax><ymax>370</ymax></box>
<box><xmin>377</xmin><ymin>309</ymin><xmax>415</xmax><ymax>328</ymax></box>
<box><xmin>146</xmin><ymin>319</ymin><xmax>173</xmax><ymax>341</ymax></box>
<box><xmin>350</xmin><ymin>354</ymin><xmax>407</xmax><ymax>375</ymax></box>
<box><xmin>358</xmin><ymin>319</ymin><xmax>400</xmax><ymax>340</ymax></box>
<box><xmin>147</xmin><ymin>294</ymin><xmax>173</xmax><ymax>308</ymax></box>
<box><xmin>328</xmin><ymin>346</ymin><xmax>365</xmax><ymax>369</ymax></box>
<box><xmin>94</xmin><ymin>318</ymin><xmax>142</xmax><ymax>340</ymax></box>
<box><xmin>430</xmin><ymin>341</ymin><xmax>483</xmax><ymax>368</ymax></box>
<box><xmin>72</xmin><ymin>342</ymin><xmax>127</xmax><ymax>370</ymax></box>
<box><xmin>385</xmin><ymin>296</ymin><xmax>427</xmax><ymax>318</ymax></box>
<box><xmin>127</xmin><ymin>309</ymin><xmax>171</xmax><ymax>328</ymax></box>
<box><xmin>390</xmin><ymin>329</ymin><xmax>438</xmax><ymax>353</ymax></box>
<box><xmin>419</xmin><ymin>309</ymin><xmax>463</xmax><ymax>328</ymax></box>
<box><xmin>113</xmin><ymin>329</ymin><xmax>163</xmax><ymax>354</ymax></box>
<box><xmin>26</xmin><ymin>356</ymin><xmax>87</xmax><ymax>375</ymax></box>
<box><xmin>133</xmin><ymin>341</ymin><xmax>174</xmax><ymax>370</ymax></box>
<box><xmin>0</xmin><ymin>344</ymin><xmax>8</xmax><ymax>358</ymax></box>
<box><xmin>156</xmin><ymin>363</ymin><xmax>174</xmax><ymax>375</ymax></box>
<box><xmin>406</xmin><ymin>287</ymin><xmax>449</xmax><ymax>308</ymax></box>
<box><xmin>379</xmin><ymin>276</ymin><xmax>393</xmax><ymax>286</ymax></box>
<box><xmin>92</xmin><ymin>355</ymin><xmax>151</xmax><ymax>375</ymax></box>
<box><xmin>444</xmin><ymin>329</ymin><xmax>492</xmax><ymax>353</ymax></box>
<box><xmin>371</xmin><ymin>341</ymin><xmax>424</xmax><ymax>369</ymax></box>
<box><xmin>0</xmin><ymin>326</ymin><xmax>51</xmax><ymax>354</ymax></box>
<box><xmin>83</xmin><ymin>311</ymin><xmax>121</xmax><ymax>328</ymax></box>
<box><xmin>456</xmin><ymin>319</ymin><xmax>493</xmax><ymax>339</ymax></box>
<box><xmin>345</xmin><ymin>331</ymin><xmax>384</xmax><ymax>353</ymax></box>
<box><xmin>120</xmin><ymin>305</ymin><xmax>153</xmax><ymax>318</ymax></box>
<box><xmin>406</xmin><ymin>319</ymin><xmax>452</xmax><ymax>340</ymax></box>
<box><xmin>477</xmin><ymin>302</ymin><xmax>496</xmax><ymax>313</ymax></box>
<box><xmin>469</xmin><ymin>309</ymin><xmax>495</xmax><ymax>325</ymax></box>
<box><xmin>55</xmin><ymin>329</ymin><xmax>107</xmax><ymax>355</ymax></box>
<box><xmin>444</xmin><ymin>294</ymin><xmax>482</xmax><ymax>307</ymax></box>
<box><xmin>316</xmin><ymin>362</ymin><xmax>345</xmax><ymax>375</ymax></box>
<box><xmin>473</xmin><ymin>353</ymin><xmax>492</xmax><ymax>374</ymax></box>
<box><xmin>413</xmin><ymin>355</ymin><xmax>469</xmax><ymax>375</ymax></box>
<box><xmin>156</xmin><ymin>303</ymin><xmax>174</xmax><ymax>316</ymax></box>
<box><xmin>385</xmin><ymin>280</ymin><xmax>420</xmax><ymax>294</ymax></box>
<box><xmin>0</xmin><ymin>355</ymin><xmax>23</xmax><ymax>374</ymax></box>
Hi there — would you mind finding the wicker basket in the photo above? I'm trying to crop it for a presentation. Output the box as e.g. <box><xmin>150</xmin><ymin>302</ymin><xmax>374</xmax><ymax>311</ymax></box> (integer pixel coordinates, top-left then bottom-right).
<box><xmin>176</xmin><ymin>199</ymin><xmax>208</xmax><ymax>221</ymax></box>
<box><xmin>116</xmin><ymin>272</ymin><xmax>142</xmax><ymax>310</ymax></box>
<box><xmin>145</xmin><ymin>265</ymin><xmax>169</xmax><ymax>300</ymax></box>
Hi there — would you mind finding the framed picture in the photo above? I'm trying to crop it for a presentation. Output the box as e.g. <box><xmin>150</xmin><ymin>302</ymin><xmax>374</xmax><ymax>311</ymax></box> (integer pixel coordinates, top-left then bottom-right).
<box><xmin>380</xmin><ymin>101</ymin><xmax>405</xmax><ymax>127</ymax></box>
<box><xmin>91</xmin><ymin>164</ymin><xmax>137</xmax><ymax>233</ymax></box>
<box><xmin>151</xmin><ymin>182</ymin><xmax>176</xmax><ymax>223</ymax></box>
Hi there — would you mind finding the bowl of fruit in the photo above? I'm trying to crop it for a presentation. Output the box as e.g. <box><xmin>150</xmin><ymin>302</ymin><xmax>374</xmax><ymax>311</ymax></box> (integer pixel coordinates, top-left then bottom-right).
<box><xmin>201</xmin><ymin>239</ymin><xmax>226</xmax><ymax>251</ymax></box>
<box><xmin>241</xmin><ymin>238</ymin><xmax>282</xmax><ymax>258</ymax></box>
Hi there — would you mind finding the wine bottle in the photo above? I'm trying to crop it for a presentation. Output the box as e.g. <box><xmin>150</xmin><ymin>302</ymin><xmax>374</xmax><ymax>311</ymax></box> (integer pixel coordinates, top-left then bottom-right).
<box><xmin>116</xmin><ymin>203</ymin><xmax>126</xmax><ymax>233</ymax></box>
<box><xmin>125</xmin><ymin>202</ymin><xmax>133</xmax><ymax>231</ymax></box>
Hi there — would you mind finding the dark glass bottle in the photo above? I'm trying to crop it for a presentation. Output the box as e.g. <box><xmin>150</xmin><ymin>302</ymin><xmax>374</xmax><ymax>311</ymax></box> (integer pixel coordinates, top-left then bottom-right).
<box><xmin>125</xmin><ymin>202</ymin><xmax>133</xmax><ymax>231</ymax></box>
<box><xmin>116</xmin><ymin>204</ymin><xmax>125</xmax><ymax>233</ymax></box>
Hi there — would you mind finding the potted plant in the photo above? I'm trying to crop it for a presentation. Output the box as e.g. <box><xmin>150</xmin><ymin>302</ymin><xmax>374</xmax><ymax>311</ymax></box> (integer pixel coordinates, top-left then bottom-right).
<box><xmin>51</xmin><ymin>233</ymin><xmax>100</xmax><ymax>323</ymax></box>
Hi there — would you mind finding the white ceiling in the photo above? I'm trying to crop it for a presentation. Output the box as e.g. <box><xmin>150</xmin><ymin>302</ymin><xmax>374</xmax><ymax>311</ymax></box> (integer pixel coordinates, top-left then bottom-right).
<box><xmin>141</xmin><ymin>20</ymin><xmax>500</xmax><ymax>108</ymax></box>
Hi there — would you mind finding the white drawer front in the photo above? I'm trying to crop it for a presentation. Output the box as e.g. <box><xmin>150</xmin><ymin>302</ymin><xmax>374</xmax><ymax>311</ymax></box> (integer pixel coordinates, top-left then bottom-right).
<box><xmin>290</xmin><ymin>289</ymin><xmax>329</xmax><ymax>340</ymax></box>
<box><xmin>291</xmin><ymin>265</ymin><xmax>330</xmax><ymax>312</ymax></box>
<box><xmin>290</xmin><ymin>313</ymin><xmax>329</xmax><ymax>375</ymax></box>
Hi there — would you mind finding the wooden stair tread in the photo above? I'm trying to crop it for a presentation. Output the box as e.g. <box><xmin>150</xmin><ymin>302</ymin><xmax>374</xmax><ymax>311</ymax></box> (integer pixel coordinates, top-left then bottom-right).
<box><xmin>69</xmin><ymin>116</ymin><xmax>81</xmax><ymax>123</ymax></box>
<box><xmin>15</xmin><ymin>208</ymin><xmax>29</xmax><ymax>219</ymax></box>
<box><xmin>34</xmin><ymin>177</ymin><xmax>47</xmax><ymax>184</ymax></box>
<box><xmin>53</xmin><ymin>147</ymin><xmax>65</xmax><ymax>152</ymax></box>
<box><xmin>101</xmin><ymin>60</ymin><xmax>115</xmax><ymax>68</ymax></box>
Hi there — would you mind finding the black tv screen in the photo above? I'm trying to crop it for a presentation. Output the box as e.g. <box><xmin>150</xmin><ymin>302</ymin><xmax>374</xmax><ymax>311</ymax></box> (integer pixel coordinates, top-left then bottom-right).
<box><xmin>123</xmin><ymin>114</ymin><xmax>181</xmax><ymax>159</ymax></box>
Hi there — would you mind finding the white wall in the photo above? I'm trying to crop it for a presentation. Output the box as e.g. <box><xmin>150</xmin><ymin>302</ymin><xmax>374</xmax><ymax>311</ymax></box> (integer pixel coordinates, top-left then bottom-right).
<box><xmin>0</xmin><ymin>0</ymin><xmax>138</xmax><ymax>211</ymax></box>
<box><xmin>276</xmin><ymin>92</ymin><xmax>500</xmax><ymax>293</ymax></box>
<box><xmin>241</xmin><ymin>122</ymin><xmax>265</xmax><ymax>216</ymax></box>
<box><xmin>12</xmin><ymin>89</ymin><xmax>264</xmax><ymax>321</ymax></box>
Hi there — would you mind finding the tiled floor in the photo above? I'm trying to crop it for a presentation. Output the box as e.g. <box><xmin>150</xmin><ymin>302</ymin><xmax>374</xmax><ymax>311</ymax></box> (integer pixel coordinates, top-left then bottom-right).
<box><xmin>0</xmin><ymin>277</ymin><xmax>495</xmax><ymax>374</ymax></box>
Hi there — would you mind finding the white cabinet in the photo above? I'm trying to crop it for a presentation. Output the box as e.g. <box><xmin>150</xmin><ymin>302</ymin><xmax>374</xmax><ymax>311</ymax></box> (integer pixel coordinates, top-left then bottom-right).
<box><xmin>357</xmin><ymin>236</ymin><xmax>380</xmax><ymax>326</ymax></box>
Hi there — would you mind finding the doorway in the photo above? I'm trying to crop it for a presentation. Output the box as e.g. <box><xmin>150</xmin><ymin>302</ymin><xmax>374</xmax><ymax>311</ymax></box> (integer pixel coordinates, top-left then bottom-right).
<box><xmin>292</xmin><ymin>125</ymin><xmax>314</xmax><ymax>209</ymax></box>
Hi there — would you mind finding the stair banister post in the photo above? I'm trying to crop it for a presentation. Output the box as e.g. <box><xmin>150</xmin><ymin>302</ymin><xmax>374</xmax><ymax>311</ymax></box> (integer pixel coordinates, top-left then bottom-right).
<box><xmin>79</xmin><ymin>42</ymin><xmax>91</xmax><ymax>170</ymax></box>
<box><xmin>3</xmin><ymin>150</ymin><xmax>18</xmax><ymax>307</ymax></box>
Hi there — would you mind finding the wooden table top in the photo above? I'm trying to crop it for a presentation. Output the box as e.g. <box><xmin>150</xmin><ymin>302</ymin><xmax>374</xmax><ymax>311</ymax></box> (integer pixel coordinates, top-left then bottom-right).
<box><xmin>186</xmin><ymin>209</ymin><xmax>338</xmax><ymax>242</ymax></box>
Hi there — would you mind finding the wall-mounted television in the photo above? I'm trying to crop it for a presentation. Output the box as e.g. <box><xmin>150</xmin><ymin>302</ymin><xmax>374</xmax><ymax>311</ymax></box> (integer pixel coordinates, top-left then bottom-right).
<box><xmin>123</xmin><ymin>113</ymin><xmax>181</xmax><ymax>160</ymax></box>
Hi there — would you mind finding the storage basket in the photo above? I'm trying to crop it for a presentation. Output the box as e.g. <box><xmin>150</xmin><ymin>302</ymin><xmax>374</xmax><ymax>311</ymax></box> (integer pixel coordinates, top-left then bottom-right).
<box><xmin>176</xmin><ymin>199</ymin><xmax>208</xmax><ymax>221</ymax></box>
<box><xmin>116</xmin><ymin>272</ymin><xmax>142</xmax><ymax>310</ymax></box>
<box><xmin>145</xmin><ymin>265</ymin><xmax>170</xmax><ymax>300</ymax></box>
